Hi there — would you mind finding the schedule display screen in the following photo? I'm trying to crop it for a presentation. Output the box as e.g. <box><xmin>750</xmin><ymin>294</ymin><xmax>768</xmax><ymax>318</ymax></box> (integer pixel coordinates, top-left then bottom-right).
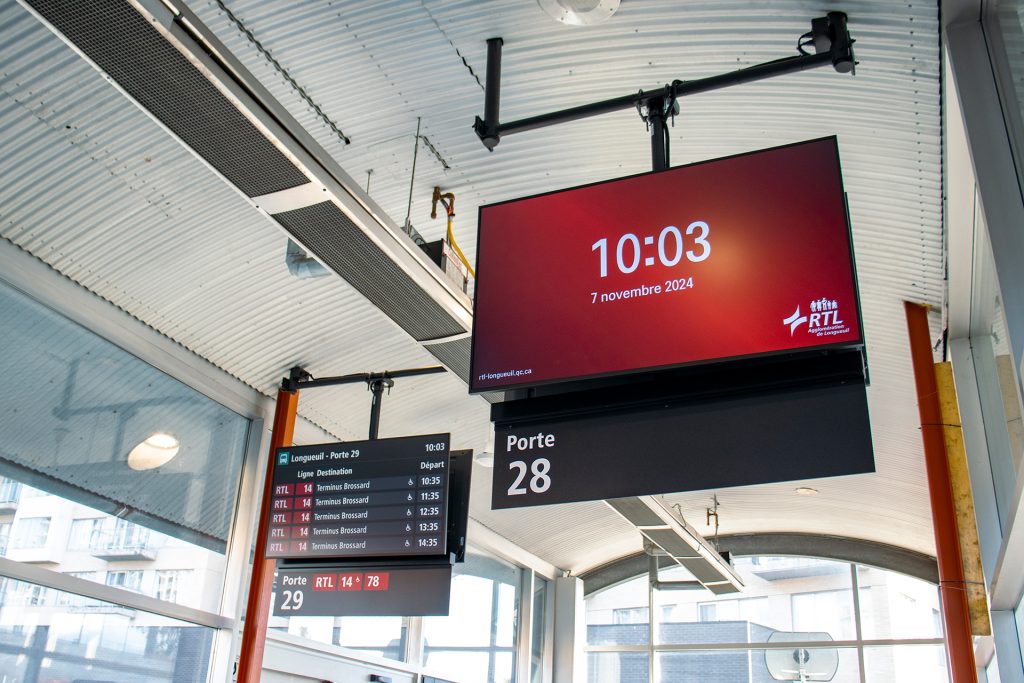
<box><xmin>470</xmin><ymin>137</ymin><xmax>863</xmax><ymax>392</ymax></box>
<box><xmin>265</xmin><ymin>434</ymin><xmax>450</xmax><ymax>560</ymax></box>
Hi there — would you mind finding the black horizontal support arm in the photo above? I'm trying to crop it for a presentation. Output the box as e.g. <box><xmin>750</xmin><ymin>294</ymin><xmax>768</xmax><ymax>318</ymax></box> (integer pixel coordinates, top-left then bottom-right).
<box><xmin>474</xmin><ymin>12</ymin><xmax>854</xmax><ymax>151</ymax></box>
<box><xmin>497</xmin><ymin>52</ymin><xmax>832</xmax><ymax>139</ymax></box>
<box><xmin>282</xmin><ymin>365</ymin><xmax>446</xmax><ymax>391</ymax></box>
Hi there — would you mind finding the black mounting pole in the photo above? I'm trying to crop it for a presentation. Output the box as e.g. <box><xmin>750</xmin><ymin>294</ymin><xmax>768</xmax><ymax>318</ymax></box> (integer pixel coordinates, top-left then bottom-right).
<box><xmin>647</xmin><ymin>96</ymin><xmax>669</xmax><ymax>172</ymax></box>
<box><xmin>474</xmin><ymin>37</ymin><xmax>504</xmax><ymax>150</ymax></box>
<box><xmin>367</xmin><ymin>377</ymin><xmax>394</xmax><ymax>440</ymax></box>
<box><xmin>473</xmin><ymin>12</ymin><xmax>855</xmax><ymax>152</ymax></box>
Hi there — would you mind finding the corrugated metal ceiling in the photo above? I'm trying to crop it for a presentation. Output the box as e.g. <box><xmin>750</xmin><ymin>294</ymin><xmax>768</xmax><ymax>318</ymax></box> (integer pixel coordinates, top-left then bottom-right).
<box><xmin>1</xmin><ymin>0</ymin><xmax>944</xmax><ymax>572</ymax></box>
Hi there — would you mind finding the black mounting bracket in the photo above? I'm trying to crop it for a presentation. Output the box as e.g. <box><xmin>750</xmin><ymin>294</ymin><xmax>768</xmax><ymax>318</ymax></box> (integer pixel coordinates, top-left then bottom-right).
<box><xmin>473</xmin><ymin>12</ymin><xmax>855</xmax><ymax>171</ymax></box>
<box><xmin>279</xmin><ymin>365</ymin><xmax>447</xmax><ymax>439</ymax></box>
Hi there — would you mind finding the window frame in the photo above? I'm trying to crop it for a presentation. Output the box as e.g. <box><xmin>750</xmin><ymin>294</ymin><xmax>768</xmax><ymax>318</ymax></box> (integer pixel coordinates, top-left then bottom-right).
<box><xmin>0</xmin><ymin>241</ymin><xmax>272</xmax><ymax>683</ymax></box>
<box><xmin>585</xmin><ymin>558</ymin><xmax>946</xmax><ymax>683</ymax></box>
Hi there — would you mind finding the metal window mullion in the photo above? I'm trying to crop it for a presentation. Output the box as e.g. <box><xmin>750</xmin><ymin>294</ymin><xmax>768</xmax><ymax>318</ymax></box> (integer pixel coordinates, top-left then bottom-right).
<box><xmin>981</xmin><ymin>3</ymin><xmax>1024</xmax><ymax>204</ymax></box>
<box><xmin>211</xmin><ymin>415</ymin><xmax>269</xmax><ymax>683</ymax></box>
<box><xmin>0</xmin><ymin>556</ymin><xmax>232</xmax><ymax>629</ymax></box>
<box><xmin>586</xmin><ymin>638</ymin><xmax>946</xmax><ymax>653</ymax></box>
<box><xmin>490</xmin><ymin>578</ymin><xmax>501</xmax><ymax>682</ymax></box>
<box><xmin>516</xmin><ymin>569</ymin><xmax>535</xmax><ymax>683</ymax></box>
<box><xmin>405</xmin><ymin>616</ymin><xmax>424</xmax><ymax>668</ymax></box>
<box><xmin>648</xmin><ymin>558</ymin><xmax>658</xmax><ymax>683</ymax></box>
<box><xmin>851</xmin><ymin>563</ymin><xmax>867</xmax><ymax>683</ymax></box>
<box><xmin>951</xmin><ymin>338</ymin><xmax>1006</xmax><ymax>579</ymax></box>
<box><xmin>541</xmin><ymin>577</ymin><xmax>555</xmax><ymax>683</ymax></box>
<box><xmin>219</xmin><ymin>416</ymin><xmax>268</xmax><ymax>620</ymax></box>
<box><xmin>970</xmin><ymin>338</ymin><xmax>1018</xmax><ymax>529</ymax></box>
<box><xmin>419</xmin><ymin>646</ymin><xmax>517</xmax><ymax>653</ymax></box>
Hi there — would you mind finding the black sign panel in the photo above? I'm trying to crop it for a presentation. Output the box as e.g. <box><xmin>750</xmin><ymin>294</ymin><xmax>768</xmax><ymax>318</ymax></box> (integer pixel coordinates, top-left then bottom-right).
<box><xmin>491</xmin><ymin>381</ymin><xmax>873</xmax><ymax>509</ymax></box>
<box><xmin>266</xmin><ymin>434</ymin><xmax>450</xmax><ymax>559</ymax></box>
<box><xmin>274</xmin><ymin>564</ymin><xmax>452</xmax><ymax>617</ymax></box>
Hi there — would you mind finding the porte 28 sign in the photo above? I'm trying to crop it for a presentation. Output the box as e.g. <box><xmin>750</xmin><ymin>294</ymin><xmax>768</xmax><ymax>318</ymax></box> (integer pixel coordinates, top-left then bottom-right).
<box><xmin>470</xmin><ymin>137</ymin><xmax>863</xmax><ymax>392</ymax></box>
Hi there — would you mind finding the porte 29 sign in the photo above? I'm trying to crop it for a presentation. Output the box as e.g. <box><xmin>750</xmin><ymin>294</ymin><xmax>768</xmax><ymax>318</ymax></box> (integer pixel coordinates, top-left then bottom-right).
<box><xmin>265</xmin><ymin>434</ymin><xmax>450</xmax><ymax>560</ymax></box>
<box><xmin>470</xmin><ymin>137</ymin><xmax>863</xmax><ymax>392</ymax></box>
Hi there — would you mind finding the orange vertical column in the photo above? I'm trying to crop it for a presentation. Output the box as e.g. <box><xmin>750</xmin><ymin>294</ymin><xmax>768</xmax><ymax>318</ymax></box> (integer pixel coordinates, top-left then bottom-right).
<box><xmin>904</xmin><ymin>302</ymin><xmax>977</xmax><ymax>682</ymax></box>
<box><xmin>237</xmin><ymin>386</ymin><xmax>299</xmax><ymax>683</ymax></box>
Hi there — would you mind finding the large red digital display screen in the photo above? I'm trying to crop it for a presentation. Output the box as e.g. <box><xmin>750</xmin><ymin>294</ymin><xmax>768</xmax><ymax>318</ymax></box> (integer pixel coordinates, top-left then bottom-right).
<box><xmin>470</xmin><ymin>137</ymin><xmax>862</xmax><ymax>393</ymax></box>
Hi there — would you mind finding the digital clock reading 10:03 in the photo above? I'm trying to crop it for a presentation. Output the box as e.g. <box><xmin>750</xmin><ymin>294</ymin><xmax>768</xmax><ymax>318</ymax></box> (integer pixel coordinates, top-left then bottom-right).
<box><xmin>591</xmin><ymin>221</ymin><xmax>711</xmax><ymax>277</ymax></box>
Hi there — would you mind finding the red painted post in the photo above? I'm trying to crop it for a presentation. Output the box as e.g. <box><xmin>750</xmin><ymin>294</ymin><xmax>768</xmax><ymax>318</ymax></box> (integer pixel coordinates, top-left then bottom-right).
<box><xmin>237</xmin><ymin>387</ymin><xmax>299</xmax><ymax>683</ymax></box>
<box><xmin>904</xmin><ymin>302</ymin><xmax>977</xmax><ymax>682</ymax></box>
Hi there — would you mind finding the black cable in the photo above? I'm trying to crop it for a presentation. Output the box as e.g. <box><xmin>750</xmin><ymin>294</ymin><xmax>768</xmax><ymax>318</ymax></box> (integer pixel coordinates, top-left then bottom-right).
<box><xmin>664</xmin><ymin>120</ymin><xmax>670</xmax><ymax>168</ymax></box>
<box><xmin>797</xmin><ymin>31</ymin><xmax>816</xmax><ymax>56</ymax></box>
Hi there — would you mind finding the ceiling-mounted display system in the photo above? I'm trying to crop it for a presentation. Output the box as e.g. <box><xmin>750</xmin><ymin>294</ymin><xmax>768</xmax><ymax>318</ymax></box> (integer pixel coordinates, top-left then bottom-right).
<box><xmin>470</xmin><ymin>137</ymin><xmax>862</xmax><ymax>393</ymax></box>
<box><xmin>265</xmin><ymin>434</ymin><xmax>450</xmax><ymax>560</ymax></box>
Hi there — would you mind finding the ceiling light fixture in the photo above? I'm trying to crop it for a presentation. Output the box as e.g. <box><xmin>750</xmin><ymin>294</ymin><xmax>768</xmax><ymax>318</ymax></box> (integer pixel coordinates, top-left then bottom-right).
<box><xmin>127</xmin><ymin>432</ymin><xmax>180</xmax><ymax>471</ymax></box>
<box><xmin>537</xmin><ymin>0</ymin><xmax>620</xmax><ymax>26</ymax></box>
<box><xmin>796</xmin><ymin>486</ymin><xmax>819</xmax><ymax>496</ymax></box>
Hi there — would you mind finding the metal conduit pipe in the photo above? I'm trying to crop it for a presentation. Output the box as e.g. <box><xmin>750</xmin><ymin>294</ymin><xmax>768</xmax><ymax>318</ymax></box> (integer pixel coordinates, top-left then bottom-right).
<box><xmin>285</xmin><ymin>238</ymin><xmax>330</xmax><ymax>278</ymax></box>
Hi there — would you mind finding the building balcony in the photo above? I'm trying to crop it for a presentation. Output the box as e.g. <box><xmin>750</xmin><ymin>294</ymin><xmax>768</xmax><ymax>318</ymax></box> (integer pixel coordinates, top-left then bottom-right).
<box><xmin>0</xmin><ymin>482</ymin><xmax>21</xmax><ymax>514</ymax></box>
<box><xmin>68</xmin><ymin>603</ymin><xmax>137</xmax><ymax>617</ymax></box>
<box><xmin>90</xmin><ymin>544</ymin><xmax>156</xmax><ymax>561</ymax></box>
<box><xmin>8</xmin><ymin>547</ymin><xmax>64</xmax><ymax>564</ymax></box>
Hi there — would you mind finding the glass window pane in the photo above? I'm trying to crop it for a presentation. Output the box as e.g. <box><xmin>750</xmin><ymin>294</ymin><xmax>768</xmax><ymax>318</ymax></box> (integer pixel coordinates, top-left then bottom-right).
<box><xmin>426</xmin><ymin>651</ymin><xmax>491</xmax><ymax>681</ymax></box>
<box><xmin>0</xmin><ymin>282</ymin><xmax>252</xmax><ymax>614</ymax></box>
<box><xmin>969</xmin><ymin>202</ymin><xmax>1024</xmax><ymax>474</ymax></box>
<box><xmin>0</xmin><ymin>479</ymin><xmax>231</xmax><ymax>611</ymax></box>
<box><xmin>586</xmin><ymin>571</ymin><xmax>649</xmax><ymax>646</ymax></box>
<box><xmin>993</xmin><ymin>0</ymin><xmax>1024</xmax><ymax>186</ymax></box>
<box><xmin>864</xmin><ymin>645</ymin><xmax>949</xmax><ymax>682</ymax></box>
<box><xmin>266</xmin><ymin>584</ymin><xmax>407</xmax><ymax>662</ymax></box>
<box><xmin>657</xmin><ymin>647</ymin><xmax>860</xmax><ymax>683</ymax></box>
<box><xmin>655</xmin><ymin>556</ymin><xmax>854</xmax><ymax>644</ymax></box>
<box><xmin>0</xmin><ymin>283</ymin><xmax>251</xmax><ymax>549</ymax></box>
<box><xmin>425</xmin><ymin>574</ymin><xmax>494</xmax><ymax>647</ymax></box>
<box><xmin>0</xmin><ymin>575</ymin><xmax>214</xmax><ymax>682</ymax></box>
<box><xmin>336</xmin><ymin>616</ymin><xmax>406</xmax><ymax>658</ymax></box>
<box><xmin>857</xmin><ymin>565</ymin><xmax>943</xmax><ymax>640</ymax></box>
<box><xmin>588</xmin><ymin>651</ymin><xmax>648</xmax><ymax>683</ymax></box>
<box><xmin>421</xmin><ymin>553</ymin><xmax>520</xmax><ymax>683</ymax></box>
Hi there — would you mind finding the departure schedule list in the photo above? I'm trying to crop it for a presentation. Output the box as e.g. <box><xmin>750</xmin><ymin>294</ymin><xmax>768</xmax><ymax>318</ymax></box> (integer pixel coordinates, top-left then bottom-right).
<box><xmin>264</xmin><ymin>434</ymin><xmax>450</xmax><ymax>560</ymax></box>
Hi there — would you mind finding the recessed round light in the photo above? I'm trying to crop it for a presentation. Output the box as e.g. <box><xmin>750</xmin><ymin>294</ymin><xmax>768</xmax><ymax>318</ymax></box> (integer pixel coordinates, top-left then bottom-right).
<box><xmin>537</xmin><ymin>0</ymin><xmax>621</xmax><ymax>26</ymax></box>
<box><xmin>795</xmin><ymin>487</ymin><xmax>819</xmax><ymax>496</ymax></box>
<box><xmin>128</xmin><ymin>432</ymin><xmax>180</xmax><ymax>471</ymax></box>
